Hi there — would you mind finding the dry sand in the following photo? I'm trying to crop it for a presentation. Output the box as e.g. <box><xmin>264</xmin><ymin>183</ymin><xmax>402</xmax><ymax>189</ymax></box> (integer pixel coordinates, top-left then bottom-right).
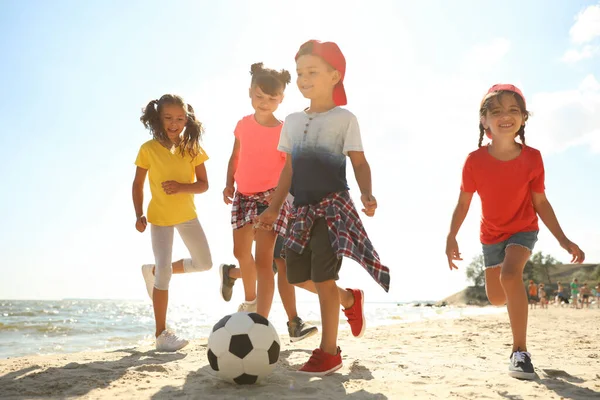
<box><xmin>1</xmin><ymin>307</ymin><xmax>598</xmax><ymax>399</ymax></box>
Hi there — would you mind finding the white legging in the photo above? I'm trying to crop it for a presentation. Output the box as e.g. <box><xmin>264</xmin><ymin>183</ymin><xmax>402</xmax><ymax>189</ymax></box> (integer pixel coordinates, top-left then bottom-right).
<box><xmin>151</xmin><ymin>218</ymin><xmax>212</xmax><ymax>290</ymax></box>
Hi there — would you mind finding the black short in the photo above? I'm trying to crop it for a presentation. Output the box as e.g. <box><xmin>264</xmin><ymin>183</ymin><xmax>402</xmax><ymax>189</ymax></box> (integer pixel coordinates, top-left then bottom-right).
<box><xmin>286</xmin><ymin>218</ymin><xmax>342</xmax><ymax>284</ymax></box>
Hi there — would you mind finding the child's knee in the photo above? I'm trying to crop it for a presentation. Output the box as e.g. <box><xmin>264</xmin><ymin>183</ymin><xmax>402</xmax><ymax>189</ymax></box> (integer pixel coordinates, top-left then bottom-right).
<box><xmin>185</xmin><ymin>255</ymin><xmax>212</xmax><ymax>273</ymax></box>
<box><xmin>487</xmin><ymin>292</ymin><xmax>506</xmax><ymax>306</ymax></box>
<box><xmin>499</xmin><ymin>268</ymin><xmax>522</xmax><ymax>285</ymax></box>
<box><xmin>294</xmin><ymin>280</ymin><xmax>312</xmax><ymax>289</ymax></box>
<box><xmin>154</xmin><ymin>265</ymin><xmax>172</xmax><ymax>290</ymax></box>
<box><xmin>233</xmin><ymin>246</ymin><xmax>252</xmax><ymax>261</ymax></box>
<box><xmin>314</xmin><ymin>279</ymin><xmax>337</xmax><ymax>289</ymax></box>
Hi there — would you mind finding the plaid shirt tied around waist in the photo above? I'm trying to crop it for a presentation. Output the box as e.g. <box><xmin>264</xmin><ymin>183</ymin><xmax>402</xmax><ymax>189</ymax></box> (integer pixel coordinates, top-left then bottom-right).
<box><xmin>285</xmin><ymin>191</ymin><xmax>390</xmax><ymax>292</ymax></box>
<box><xmin>231</xmin><ymin>189</ymin><xmax>289</xmax><ymax>237</ymax></box>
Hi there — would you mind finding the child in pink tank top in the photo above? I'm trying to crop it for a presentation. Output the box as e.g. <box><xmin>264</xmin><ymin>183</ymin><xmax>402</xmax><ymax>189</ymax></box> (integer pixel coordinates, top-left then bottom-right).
<box><xmin>218</xmin><ymin>63</ymin><xmax>317</xmax><ymax>341</ymax></box>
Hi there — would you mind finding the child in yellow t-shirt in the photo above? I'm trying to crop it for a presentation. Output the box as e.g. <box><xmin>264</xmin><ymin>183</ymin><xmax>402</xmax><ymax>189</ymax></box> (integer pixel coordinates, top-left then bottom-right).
<box><xmin>132</xmin><ymin>94</ymin><xmax>212</xmax><ymax>352</ymax></box>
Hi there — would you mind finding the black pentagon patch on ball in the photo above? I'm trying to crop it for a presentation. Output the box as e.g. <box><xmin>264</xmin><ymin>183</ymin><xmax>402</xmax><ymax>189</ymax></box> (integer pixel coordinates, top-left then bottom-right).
<box><xmin>233</xmin><ymin>373</ymin><xmax>258</xmax><ymax>385</ymax></box>
<box><xmin>267</xmin><ymin>340</ymin><xmax>280</xmax><ymax>364</ymax></box>
<box><xmin>247</xmin><ymin>312</ymin><xmax>269</xmax><ymax>326</ymax></box>
<box><xmin>207</xmin><ymin>348</ymin><xmax>219</xmax><ymax>371</ymax></box>
<box><xmin>229</xmin><ymin>334</ymin><xmax>253</xmax><ymax>359</ymax></box>
<box><xmin>212</xmin><ymin>314</ymin><xmax>232</xmax><ymax>332</ymax></box>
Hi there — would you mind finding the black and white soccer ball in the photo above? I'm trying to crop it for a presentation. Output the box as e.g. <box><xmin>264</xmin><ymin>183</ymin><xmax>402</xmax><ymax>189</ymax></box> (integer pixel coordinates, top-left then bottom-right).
<box><xmin>207</xmin><ymin>312</ymin><xmax>280</xmax><ymax>384</ymax></box>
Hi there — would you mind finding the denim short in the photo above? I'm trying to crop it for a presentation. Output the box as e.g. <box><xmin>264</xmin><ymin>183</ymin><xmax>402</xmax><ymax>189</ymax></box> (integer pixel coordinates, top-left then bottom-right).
<box><xmin>482</xmin><ymin>231</ymin><xmax>538</xmax><ymax>268</ymax></box>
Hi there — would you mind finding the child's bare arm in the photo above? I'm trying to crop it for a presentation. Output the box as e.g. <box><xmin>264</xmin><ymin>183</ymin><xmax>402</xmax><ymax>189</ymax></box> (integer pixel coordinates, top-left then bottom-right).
<box><xmin>348</xmin><ymin>151</ymin><xmax>372</xmax><ymax>197</ymax></box>
<box><xmin>132</xmin><ymin>167</ymin><xmax>148</xmax><ymax>233</ymax></box>
<box><xmin>226</xmin><ymin>138</ymin><xmax>240</xmax><ymax>189</ymax></box>
<box><xmin>348</xmin><ymin>151</ymin><xmax>377</xmax><ymax>216</ymax></box>
<box><xmin>445</xmin><ymin>191</ymin><xmax>473</xmax><ymax>270</ymax></box>
<box><xmin>132</xmin><ymin>167</ymin><xmax>148</xmax><ymax>218</ymax></box>
<box><xmin>269</xmin><ymin>155</ymin><xmax>293</xmax><ymax>210</ymax></box>
<box><xmin>178</xmin><ymin>164</ymin><xmax>208</xmax><ymax>194</ymax></box>
<box><xmin>222</xmin><ymin>139</ymin><xmax>240</xmax><ymax>204</ymax></box>
<box><xmin>532</xmin><ymin>192</ymin><xmax>585</xmax><ymax>263</ymax></box>
<box><xmin>256</xmin><ymin>155</ymin><xmax>292</xmax><ymax>229</ymax></box>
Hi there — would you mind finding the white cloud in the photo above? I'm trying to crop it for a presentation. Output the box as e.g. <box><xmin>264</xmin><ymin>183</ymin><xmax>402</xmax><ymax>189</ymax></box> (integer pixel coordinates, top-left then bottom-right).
<box><xmin>528</xmin><ymin>74</ymin><xmax>600</xmax><ymax>153</ymax></box>
<box><xmin>561</xmin><ymin>44</ymin><xmax>600</xmax><ymax>63</ymax></box>
<box><xmin>563</xmin><ymin>3</ymin><xmax>600</xmax><ymax>63</ymax></box>
<box><xmin>569</xmin><ymin>2</ymin><xmax>600</xmax><ymax>44</ymax></box>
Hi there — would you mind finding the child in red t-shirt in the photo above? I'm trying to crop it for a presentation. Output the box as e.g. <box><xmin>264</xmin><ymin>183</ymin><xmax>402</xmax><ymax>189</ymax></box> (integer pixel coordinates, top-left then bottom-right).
<box><xmin>445</xmin><ymin>84</ymin><xmax>585</xmax><ymax>380</ymax></box>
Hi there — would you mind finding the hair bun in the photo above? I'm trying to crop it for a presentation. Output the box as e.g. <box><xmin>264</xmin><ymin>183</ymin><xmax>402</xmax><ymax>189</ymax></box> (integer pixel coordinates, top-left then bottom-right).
<box><xmin>279</xmin><ymin>70</ymin><xmax>291</xmax><ymax>85</ymax></box>
<box><xmin>250</xmin><ymin>62</ymin><xmax>264</xmax><ymax>76</ymax></box>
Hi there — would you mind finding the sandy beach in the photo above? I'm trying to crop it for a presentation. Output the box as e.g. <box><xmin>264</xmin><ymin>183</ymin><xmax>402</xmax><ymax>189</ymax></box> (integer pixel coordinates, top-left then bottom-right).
<box><xmin>1</xmin><ymin>307</ymin><xmax>598</xmax><ymax>399</ymax></box>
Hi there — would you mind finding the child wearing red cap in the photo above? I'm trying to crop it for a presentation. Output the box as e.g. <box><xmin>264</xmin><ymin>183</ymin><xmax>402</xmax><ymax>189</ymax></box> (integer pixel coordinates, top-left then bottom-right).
<box><xmin>445</xmin><ymin>84</ymin><xmax>585</xmax><ymax>380</ymax></box>
<box><xmin>257</xmin><ymin>40</ymin><xmax>390</xmax><ymax>376</ymax></box>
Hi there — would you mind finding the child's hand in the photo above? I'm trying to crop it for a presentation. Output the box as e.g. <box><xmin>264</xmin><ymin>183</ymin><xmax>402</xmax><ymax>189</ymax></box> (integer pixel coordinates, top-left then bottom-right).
<box><xmin>254</xmin><ymin>206</ymin><xmax>278</xmax><ymax>231</ymax></box>
<box><xmin>223</xmin><ymin>186</ymin><xmax>235</xmax><ymax>205</ymax></box>
<box><xmin>560</xmin><ymin>239</ymin><xmax>585</xmax><ymax>263</ymax></box>
<box><xmin>445</xmin><ymin>236</ymin><xmax>462</xmax><ymax>270</ymax></box>
<box><xmin>162</xmin><ymin>181</ymin><xmax>181</xmax><ymax>195</ymax></box>
<box><xmin>135</xmin><ymin>215</ymin><xmax>147</xmax><ymax>233</ymax></box>
<box><xmin>361</xmin><ymin>194</ymin><xmax>377</xmax><ymax>217</ymax></box>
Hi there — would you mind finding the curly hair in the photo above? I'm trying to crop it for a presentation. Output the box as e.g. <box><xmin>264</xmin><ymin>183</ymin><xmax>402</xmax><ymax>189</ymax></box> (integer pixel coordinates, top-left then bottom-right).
<box><xmin>140</xmin><ymin>94</ymin><xmax>204</xmax><ymax>159</ymax></box>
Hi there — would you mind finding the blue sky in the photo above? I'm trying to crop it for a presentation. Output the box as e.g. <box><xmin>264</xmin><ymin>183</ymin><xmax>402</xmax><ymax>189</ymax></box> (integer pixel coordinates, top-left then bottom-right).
<box><xmin>1</xmin><ymin>0</ymin><xmax>599</xmax><ymax>303</ymax></box>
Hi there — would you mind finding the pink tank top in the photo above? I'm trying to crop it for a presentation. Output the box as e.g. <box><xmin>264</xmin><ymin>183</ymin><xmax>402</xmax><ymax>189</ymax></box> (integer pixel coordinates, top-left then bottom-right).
<box><xmin>234</xmin><ymin>115</ymin><xmax>286</xmax><ymax>194</ymax></box>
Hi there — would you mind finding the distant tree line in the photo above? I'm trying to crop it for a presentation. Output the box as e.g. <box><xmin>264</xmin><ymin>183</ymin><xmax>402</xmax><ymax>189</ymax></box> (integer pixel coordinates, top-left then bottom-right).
<box><xmin>465</xmin><ymin>251</ymin><xmax>600</xmax><ymax>288</ymax></box>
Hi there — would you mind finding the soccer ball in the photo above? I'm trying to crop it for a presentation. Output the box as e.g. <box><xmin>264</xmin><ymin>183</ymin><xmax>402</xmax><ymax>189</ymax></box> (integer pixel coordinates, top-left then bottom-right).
<box><xmin>207</xmin><ymin>312</ymin><xmax>280</xmax><ymax>384</ymax></box>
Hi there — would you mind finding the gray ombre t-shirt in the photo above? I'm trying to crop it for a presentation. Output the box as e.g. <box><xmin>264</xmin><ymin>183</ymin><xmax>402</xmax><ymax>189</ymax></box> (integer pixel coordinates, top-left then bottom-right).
<box><xmin>278</xmin><ymin>107</ymin><xmax>364</xmax><ymax>206</ymax></box>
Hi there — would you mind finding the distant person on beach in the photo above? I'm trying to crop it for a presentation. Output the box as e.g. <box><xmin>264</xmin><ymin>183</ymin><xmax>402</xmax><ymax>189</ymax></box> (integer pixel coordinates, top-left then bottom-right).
<box><xmin>580</xmin><ymin>283</ymin><xmax>591</xmax><ymax>308</ymax></box>
<box><xmin>555</xmin><ymin>281</ymin><xmax>568</xmax><ymax>306</ymax></box>
<box><xmin>218</xmin><ymin>62</ymin><xmax>316</xmax><ymax>339</ymax></box>
<box><xmin>596</xmin><ymin>282</ymin><xmax>600</xmax><ymax>309</ymax></box>
<box><xmin>133</xmin><ymin>95</ymin><xmax>212</xmax><ymax>352</ymax></box>
<box><xmin>528</xmin><ymin>280</ymin><xmax>538</xmax><ymax>309</ymax></box>
<box><xmin>538</xmin><ymin>284</ymin><xmax>548</xmax><ymax>309</ymax></box>
<box><xmin>256</xmin><ymin>40</ymin><xmax>390</xmax><ymax>376</ymax></box>
<box><xmin>571</xmin><ymin>278</ymin><xmax>580</xmax><ymax>309</ymax></box>
<box><xmin>445</xmin><ymin>84</ymin><xmax>585</xmax><ymax>380</ymax></box>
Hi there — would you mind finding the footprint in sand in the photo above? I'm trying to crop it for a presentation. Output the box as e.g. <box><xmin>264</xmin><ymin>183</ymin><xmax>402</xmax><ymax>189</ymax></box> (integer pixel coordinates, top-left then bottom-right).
<box><xmin>134</xmin><ymin>365</ymin><xmax>168</xmax><ymax>373</ymax></box>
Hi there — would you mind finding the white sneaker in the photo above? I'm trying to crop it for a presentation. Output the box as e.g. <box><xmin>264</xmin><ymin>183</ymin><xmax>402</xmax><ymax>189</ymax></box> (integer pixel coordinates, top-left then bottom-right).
<box><xmin>237</xmin><ymin>299</ymin><xmax>257</xmax><ymax>313</ymax></box>
<box><xmin>141</xmin><ymin>264</ymin><xmax>155</xmax><ymax>300</ymax></box>
<box><xmin>155</xmin><ymin>330</ymin><xmax>189</xmax><ymax>352</ymax></box>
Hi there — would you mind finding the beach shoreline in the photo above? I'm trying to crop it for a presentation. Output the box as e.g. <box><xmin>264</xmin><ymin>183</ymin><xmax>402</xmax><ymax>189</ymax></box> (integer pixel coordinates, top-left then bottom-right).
<box><xmin>1</xmin><ymin>307</ymin><xmax>598</xmax><ymax>399</ymax></box>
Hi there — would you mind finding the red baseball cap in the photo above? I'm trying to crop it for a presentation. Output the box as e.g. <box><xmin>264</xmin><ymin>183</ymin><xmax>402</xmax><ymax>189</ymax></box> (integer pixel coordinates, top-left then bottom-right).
<box><xmin>295</xmin><ymin>40</ymin><xmax>347</xmax><ymax>106</ymax></box>
<box><xmin>482</xmin><ymin>84</ymin><xmax>527</xmax><ymax>108</ymax></box>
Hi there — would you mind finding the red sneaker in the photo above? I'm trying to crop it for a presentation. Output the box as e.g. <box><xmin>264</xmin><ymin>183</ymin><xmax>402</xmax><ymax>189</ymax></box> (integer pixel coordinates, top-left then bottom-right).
<box><xmin>343</xmin><ymin>289</ymin><xmax>365</xmax><ymax>338</ymax></box>
<box><xmin>297</xmin><ymin>347</ymin><xmax>343</xmax><ymax>376</ymax></box>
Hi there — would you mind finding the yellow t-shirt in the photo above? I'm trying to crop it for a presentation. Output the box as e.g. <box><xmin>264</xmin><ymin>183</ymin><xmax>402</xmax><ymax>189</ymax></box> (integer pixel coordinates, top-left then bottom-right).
<box><xmin>135</xmin><ymin>139</ymin><xmax>209</xmax><ymax>226</ymax></box>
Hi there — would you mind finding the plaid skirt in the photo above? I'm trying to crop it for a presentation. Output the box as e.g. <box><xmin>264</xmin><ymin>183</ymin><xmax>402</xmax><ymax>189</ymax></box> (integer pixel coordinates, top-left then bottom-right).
<box><xmin>230</xmin><ymin>189</ymin><xmax>290</xmax><ymax>238</ymax></box>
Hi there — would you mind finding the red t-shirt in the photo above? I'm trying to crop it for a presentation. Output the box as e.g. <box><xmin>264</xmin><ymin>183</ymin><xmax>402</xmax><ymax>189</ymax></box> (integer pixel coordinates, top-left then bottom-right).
<box><xmin>233</xmin><ymin>115</ymin><xmax>286</xmax><ymax>195</ymax></box>
<box><xmin>461</xmin><ymin>145</ymin><xmax>545</xmax><ymax>245</ymax></box>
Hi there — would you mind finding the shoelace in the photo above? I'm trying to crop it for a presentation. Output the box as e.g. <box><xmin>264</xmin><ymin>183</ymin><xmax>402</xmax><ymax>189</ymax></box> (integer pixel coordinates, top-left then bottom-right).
<box><xmin>163</xmin><ymin>331</ymin><xmax>184</xmax><ymax>343</ymax></box>
<box><xmin>513</xmin><ymin>351</ymin><xmax>531</xmax><ymax>363</ymax></box>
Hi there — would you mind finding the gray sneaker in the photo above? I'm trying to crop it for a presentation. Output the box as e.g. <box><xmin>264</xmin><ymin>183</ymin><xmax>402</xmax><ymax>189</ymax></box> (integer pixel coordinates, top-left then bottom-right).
<box><xmin>509</xmin><ymin>350</ymin><xmax>535</xmax><ymax>380</ymax></box>
<box><xmin>288</xmin><ymin>316</ymin><xmax>318</xmax><ymax>342</ymax></box>
<box><xmin>219</xmin><ymin>264</ymin><xmax>236</xmax><ymax>302</ymax></box>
